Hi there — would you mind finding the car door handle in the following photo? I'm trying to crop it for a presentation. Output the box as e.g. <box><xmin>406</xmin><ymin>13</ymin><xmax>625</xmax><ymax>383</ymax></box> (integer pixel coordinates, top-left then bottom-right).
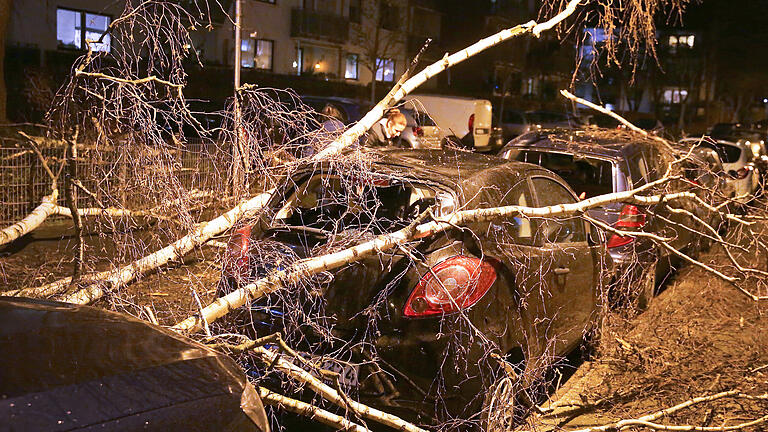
<box><xmin>554</xmin><ymin>267</ymin><xmax>570</xmax><ymax>275</ymax></box>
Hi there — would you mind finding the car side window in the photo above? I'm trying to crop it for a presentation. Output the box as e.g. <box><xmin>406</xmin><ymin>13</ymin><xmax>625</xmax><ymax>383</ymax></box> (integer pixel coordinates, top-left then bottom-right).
<box><xmin>628</xmin><ymin>154</ymin><xmax>650</xmax><ymax>187</ymax></box>
<box><xmin>531</xmin><ymin>177</ymin><xmax>585</xmax><ymax>244</ymax></box>
<box><xmin>497</xmin><ymin>181</ymin><xmax>536</xmax><ymax>244</ymax></box>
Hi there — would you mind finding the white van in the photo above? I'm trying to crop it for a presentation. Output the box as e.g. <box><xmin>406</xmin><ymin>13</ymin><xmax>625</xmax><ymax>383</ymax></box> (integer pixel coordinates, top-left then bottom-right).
<box><xmin>402</xmin><ymin>94</ymin><xmax>493</xmax><ymax>151</ymax></box>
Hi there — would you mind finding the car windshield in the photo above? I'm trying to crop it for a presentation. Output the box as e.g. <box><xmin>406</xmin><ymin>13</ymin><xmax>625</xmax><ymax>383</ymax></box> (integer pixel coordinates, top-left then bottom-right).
<box><xmin>512</xmin><ymin>150</ymin><xmax>614</xmax><ymax>198</ymax></box>
<box><xmin>273</xmin><ymin>174</ymin><xmax>436</xmax><ymax>233</ymax></box>
<box><xmin>715</xmin><ymin>144</ymin><xmax>743</xmax><ymax>163</ymax></box>
<box><xmin>400</xmin><ymin>108</ymin><xmax>437</xmax><ymax>127</ymax></box>
<box><xmin>527</xmin><ymin>112</ymin><xmax>568</xmax><ymax>123</ymax></box>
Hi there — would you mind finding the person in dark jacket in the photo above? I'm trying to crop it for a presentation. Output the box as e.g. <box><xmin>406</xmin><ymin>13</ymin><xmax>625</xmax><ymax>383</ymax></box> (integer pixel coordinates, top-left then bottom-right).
<box><xmin>364</xmin><ymin>110</ymin><xmax>409</xmax><ymax>148</ymax></box>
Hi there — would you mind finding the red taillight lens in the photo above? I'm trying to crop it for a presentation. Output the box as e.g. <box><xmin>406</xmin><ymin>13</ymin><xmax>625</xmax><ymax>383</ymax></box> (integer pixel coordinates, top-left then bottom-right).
<box><xmin>606</xmin><ymin>234</ymin><xmax>634</xmax><ymax>248</ymax></box>
<box><xmin>226</xmin><ymin>225</ymin><xmax>252</xmax><ymax>280</ymax></box>
<box><xmin>735</xmin><ymin>166</ymin><xmax>752</xmax><ymax>179</ymax></box>
<box><xmin>468</xmin><ymin>113</ymin><xmax>475</xmax><ymax>131</ymax></box>
<box><xmin>607</xmin><ymin>205</ymin><xmax>646</xmax><ymax>249</ymax></box>
<box><xmin>615</xmin><ymin>204</ymin><xmax>646</xmax><ymax>229</ymax></box>
<box><xmin>403</xmin><ymin>256</ymin><xmax>496</xmax><ymax>318</ymax></box>
<box><xmin>413</xmin><ymin>126</ymin><xmax>424</xmax><ymax>137</ymax></box>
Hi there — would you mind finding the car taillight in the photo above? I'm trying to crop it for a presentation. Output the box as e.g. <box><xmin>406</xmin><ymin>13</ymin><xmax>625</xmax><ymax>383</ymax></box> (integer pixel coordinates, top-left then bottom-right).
<box><xmin>616</xmin><ymin>204</ymin><xmax>646</xmax><ymax>229</ymax></box>
<box><xmin>226</xmin><ymin>225</ymin><xmax>252</xmax><ymax>279</ymax></box>
<box><xmin>468</xmin><ymin>113</ymin><xmax>475</xmax><ymax>131</ymax></box>
<box><xmin>733</xmin><ymin>166</ymin><xmax>752</xmax><ymax>179</ymax></box>
<box><xmin>403</xmin><ymin>256</ymin><xmax>496</xmax><ymax>318</ymax></box>
<box><xmin>607</xmin><ymin>205</ymin><xmax>646</xmax><ymax>249</ymax></box>
<box><xmin>413</xmin><ymin>126</ymin><xmax>424</xmax><ymax>137</ymax></box>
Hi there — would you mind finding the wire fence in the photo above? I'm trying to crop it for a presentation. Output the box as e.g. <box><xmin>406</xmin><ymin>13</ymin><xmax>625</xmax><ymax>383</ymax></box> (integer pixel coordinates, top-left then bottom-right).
<box><xmin>0</xmin><ymin>139</ymin><xmax>228</xmax><ymax>226</ymax></box>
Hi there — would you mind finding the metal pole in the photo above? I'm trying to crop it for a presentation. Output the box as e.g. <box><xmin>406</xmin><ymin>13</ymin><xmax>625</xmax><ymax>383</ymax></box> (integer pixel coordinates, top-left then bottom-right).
<box><xmin>234</xmin><ymin>0</ymin><xmax>242</xmax><ymax>90</ymax></box>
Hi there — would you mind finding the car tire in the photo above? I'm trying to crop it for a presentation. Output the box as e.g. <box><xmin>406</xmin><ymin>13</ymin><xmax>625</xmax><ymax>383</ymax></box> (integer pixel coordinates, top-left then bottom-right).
<box><xmin>482</xmin><ymin>373</ymin><xmax>519</xmax><ymax>432</ymax></box>
<box><xmin>480</xmin><ymin>350</ymin><xmax>526</xmax><ymax>431</ymax></box>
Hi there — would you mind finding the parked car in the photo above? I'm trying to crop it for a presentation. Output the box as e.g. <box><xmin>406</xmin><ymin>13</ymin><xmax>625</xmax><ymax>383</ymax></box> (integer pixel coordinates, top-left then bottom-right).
<box><xmin>498</xmin><ymin>110</ymin><xmax>580</xmax><ymax>141</ymax></box>
<box><xmin>219</xmin><ymin>148</ymin><xmax>611</xmax><ymax>427</ymax></box>
<box><xmin>0</xmin><ymin>296</ymin><xmax>269</xmax><ymax>432</ymax></box>
<box><xmin>301</xmin><ymin>96</ymin><xmax>371</xmax><ymax>124</ymax></box>
<box><xmin>403</xmin><ymin>94</ymin><xmax>494</xmax><ymax>151</ymax></box>
<box><xmin>399</xmin><ymin>104</ymin><xmax>441</xmax><ymax>149</ymax></box>
<box><xmin>681</xmin><ymin>136</ymin><xmax>760</xmax><ymax>204</ymax></box>
<box><xmin>498</xmin><ymin>129</ymin><xmax>703</xmax><ymax>307</ymax></box>
<box><xmin>708</xmin><ymin>126</ymin><xmax>768</xmax><ymax>185</ymax></box>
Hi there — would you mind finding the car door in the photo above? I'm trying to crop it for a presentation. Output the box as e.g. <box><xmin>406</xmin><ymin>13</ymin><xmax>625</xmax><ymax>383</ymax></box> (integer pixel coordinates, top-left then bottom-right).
<box><xmin>529</xmin><ymin>176</ymin><xmax>597</xmax><ymax>355</ymax></box>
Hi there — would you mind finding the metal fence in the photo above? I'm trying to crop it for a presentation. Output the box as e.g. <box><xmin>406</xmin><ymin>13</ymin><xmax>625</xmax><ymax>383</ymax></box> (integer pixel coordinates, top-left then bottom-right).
<box><xmin>0</xmin><ymin>139</ymin><xmax>228</xmax><ymax>226</ymax></box>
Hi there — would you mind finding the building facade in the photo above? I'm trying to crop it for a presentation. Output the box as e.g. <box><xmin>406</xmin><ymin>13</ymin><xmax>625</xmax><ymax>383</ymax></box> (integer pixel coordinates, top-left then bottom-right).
<box><xmin>5</xmin><ymin>0</ymin><xmax>443</xmax><ymax>121</ymax></box>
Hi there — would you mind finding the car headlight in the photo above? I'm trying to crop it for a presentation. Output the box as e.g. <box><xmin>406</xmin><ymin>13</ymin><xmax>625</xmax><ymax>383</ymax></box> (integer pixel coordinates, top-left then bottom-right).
<box><xmin>435</xmin><ymin>192</ymin><xmax>456</xmax><ymax>217</ymax></box>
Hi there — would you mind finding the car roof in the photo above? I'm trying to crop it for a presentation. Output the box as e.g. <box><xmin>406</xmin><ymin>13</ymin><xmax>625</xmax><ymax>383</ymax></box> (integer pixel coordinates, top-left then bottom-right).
<box><xmin>503</xmin><ymin>129</ymin><xmax>650</xmax><ymax>159</ymax></box>
<box><xmin>369</xmin><ymin>148</ymin><xmax>545</xmax><ymax>184</ymax></box>
<box><xmin>299</xmin><ymin>148</ymin><xmax>551</xmax><ymax>194</ymax></box>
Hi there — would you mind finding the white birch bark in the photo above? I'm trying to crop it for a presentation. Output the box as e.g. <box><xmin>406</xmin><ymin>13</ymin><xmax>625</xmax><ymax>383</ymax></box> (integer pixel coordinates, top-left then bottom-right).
<box><xmin>0</xmin><ymin>190</ymin><xmax>58</xmax><ymax>246</ymax></box>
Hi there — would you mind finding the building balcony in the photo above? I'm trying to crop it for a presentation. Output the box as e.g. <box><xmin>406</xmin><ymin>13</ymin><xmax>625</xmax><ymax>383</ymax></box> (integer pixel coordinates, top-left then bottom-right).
<box><xmin>290</xmin><ymin>8</ymin><xmax>349</xmax><ymax>44</ymax></box>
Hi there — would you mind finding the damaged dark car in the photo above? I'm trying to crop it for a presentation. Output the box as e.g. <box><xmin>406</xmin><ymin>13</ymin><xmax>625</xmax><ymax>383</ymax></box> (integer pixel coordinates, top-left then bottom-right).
<box><xmin>219</xmin><ymin>149</ymin><xmax>611</xmax><ymax>428</ymax></box>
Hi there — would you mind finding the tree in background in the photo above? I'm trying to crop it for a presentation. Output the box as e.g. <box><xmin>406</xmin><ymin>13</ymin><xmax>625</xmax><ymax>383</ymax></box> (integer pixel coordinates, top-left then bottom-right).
<box><xmin>350</xmin><ymin>0</ymin><xmax>406</xmax><ymax>102</ymax></box>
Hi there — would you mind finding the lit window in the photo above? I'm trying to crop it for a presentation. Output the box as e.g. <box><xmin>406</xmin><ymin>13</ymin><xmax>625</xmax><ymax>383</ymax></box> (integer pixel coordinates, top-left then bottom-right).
<box><xmin>241</xmin><ymin>39</ymin><xmax>273</xmax><ymax>70</ymax></box>
<box><xmin>57</xmin><ymin>8</ymin><xmax>111</xmax><ymax>52</ymax></box>
<box><xmin>668</xmin><ymin>35</ymin><xmax>678</xmax><ymax>47</ymax></box>
<box><xmin>345</xmin><ymin>54</ymin><xmax>358</xmax><ymax>80</ymax></box>
<box><xmin>294</xmin><ymin>47</ymin><xmax>304</xmax><ymax>75</ymax></box>
<box><xmin>375</xmin><ymin>58</ymin><xmax>395</xmax><ymax>82</ymax></box>
<box><xmin>663</xmin><ymin>88</ymin><xmax>688</xmax><ymax>104</ymax></box>
<box><xmin>668</xmin><ymin>34</ymin><xmax>694</xmax><ymax>50</ymax></box>
<box><xmin>255</xmin><ymin>39</ymin><xmax>273</xmax><ymax>70</ymax></box>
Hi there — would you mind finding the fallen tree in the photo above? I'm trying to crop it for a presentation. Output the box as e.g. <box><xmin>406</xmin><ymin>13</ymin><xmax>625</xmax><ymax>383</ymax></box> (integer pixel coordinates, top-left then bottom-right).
<box><xmin>15</xmin><ymin>0</ymin><xmax>584</xmax><ymax>303</ymax></box>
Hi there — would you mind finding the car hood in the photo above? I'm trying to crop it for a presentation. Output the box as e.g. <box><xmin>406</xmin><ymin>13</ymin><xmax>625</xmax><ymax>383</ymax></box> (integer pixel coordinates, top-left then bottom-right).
<box><xmin>0</xmin><ymin>297</ymin><xmax>269</xmax><ymax>432</ymax></box>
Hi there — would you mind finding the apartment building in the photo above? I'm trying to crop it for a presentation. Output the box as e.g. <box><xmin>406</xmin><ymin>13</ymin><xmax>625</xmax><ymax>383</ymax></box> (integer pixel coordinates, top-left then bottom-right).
<box><xmin>5</xmin><ymin>0</ymin><xmax>443</xmax><ymax>118</ymax></box>
<box><xmin>195</xmin><ymin>0</ymin><xmax>442</xmax><ymax>89</ymax></box>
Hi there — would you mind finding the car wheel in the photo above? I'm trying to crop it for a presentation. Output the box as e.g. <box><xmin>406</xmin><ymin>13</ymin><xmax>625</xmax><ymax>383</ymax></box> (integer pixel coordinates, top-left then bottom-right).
<box><xmin>482</xmin><ymin>372</ymin><xmax>519</xmax><ymax>431</ymax></box>
<box><xmin>481</xmin><ymin>350</ymin><xmax>526</xmax><ymax>431</ymax></box>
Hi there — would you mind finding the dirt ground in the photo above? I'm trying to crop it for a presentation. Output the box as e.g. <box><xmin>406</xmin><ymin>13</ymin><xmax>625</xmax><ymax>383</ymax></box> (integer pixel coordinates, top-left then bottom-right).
<box><xmin>528</xmin><ymin>234</ymin><xmax>768</xmax><ymax>430</ymax></box>
<box><xmin>2</xmin><ymin>217</ymin><xmax>767</xmax><ymax>430</ymax></box>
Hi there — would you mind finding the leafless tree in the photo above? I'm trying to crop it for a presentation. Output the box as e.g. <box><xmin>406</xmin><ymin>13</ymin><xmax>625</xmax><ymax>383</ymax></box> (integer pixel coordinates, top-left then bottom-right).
<box><xmin>3</xmin><ymin>1</ymin><xmax>768</xmax><ymax>431</ymax></box>
<box><xmin>350</xmin><ymin>0</ymin><xmax>407</xmax><ymax>102</ymax></box>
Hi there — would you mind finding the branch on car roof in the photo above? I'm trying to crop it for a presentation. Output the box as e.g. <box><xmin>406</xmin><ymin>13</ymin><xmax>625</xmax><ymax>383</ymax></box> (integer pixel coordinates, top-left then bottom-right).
<box><xmin>560</xmin><ymin>89</ymin><xmax>678</xmax><ymax>153</ymax></box>
<box><xmin>171</xmin><ymin>175</ymin><xmax>708</xmax><ymax>334</ymax></box>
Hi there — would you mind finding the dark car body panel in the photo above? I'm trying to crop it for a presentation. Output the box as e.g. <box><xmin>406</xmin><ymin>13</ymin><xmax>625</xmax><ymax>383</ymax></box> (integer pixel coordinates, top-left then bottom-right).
<box><xmin>0</xmin><ymin>297</ymin><xmax>268</xmax><ymax>432</ymax></box>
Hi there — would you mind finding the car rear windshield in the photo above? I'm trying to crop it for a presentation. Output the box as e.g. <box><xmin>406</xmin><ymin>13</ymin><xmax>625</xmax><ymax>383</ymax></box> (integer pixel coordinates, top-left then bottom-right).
<box><xmin>526</xmin><ymin>112</ymin><xmax>568</xmax><ymax>123</ymax></box>
<box><xmin>401</xmin><ymin>108</ymin><xmax>437</xmax><ymax>127</ymax></box>
<box><xmin>715</xmin><ymin>144</ymin><xmax>743</xmax><ymax>163</ymax></box>
<box><xmin>513</xmin><ymin>150</ymin><xmax>614</xmax><ymax>198</ymax></box>
<box><xmin>273</xmin><ymin>175</ymin><xmax>435</xmax><ymax>233</ymax></box>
